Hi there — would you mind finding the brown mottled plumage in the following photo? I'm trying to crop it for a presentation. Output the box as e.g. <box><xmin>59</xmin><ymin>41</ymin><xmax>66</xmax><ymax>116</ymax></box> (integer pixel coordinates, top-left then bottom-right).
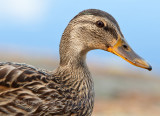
<box><xmin>0</xmin><ymin>9</ymin><xmax>151</xmax><ymax>116</ymax></box>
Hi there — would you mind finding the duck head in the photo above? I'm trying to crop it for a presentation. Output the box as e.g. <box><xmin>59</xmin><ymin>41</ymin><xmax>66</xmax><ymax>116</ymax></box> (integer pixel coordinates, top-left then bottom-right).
<box><xmin>61</xmin><ymin>9</ymin><xmax>152</xmax><ymax>71</ymax></box>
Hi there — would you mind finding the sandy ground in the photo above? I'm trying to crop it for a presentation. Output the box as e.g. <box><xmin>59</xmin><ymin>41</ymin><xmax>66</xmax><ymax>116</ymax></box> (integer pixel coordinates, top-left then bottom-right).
<box><xmin>93</xmin><ymin>94</ymin><xmax>160</xmax><ymax>116</ymax></box>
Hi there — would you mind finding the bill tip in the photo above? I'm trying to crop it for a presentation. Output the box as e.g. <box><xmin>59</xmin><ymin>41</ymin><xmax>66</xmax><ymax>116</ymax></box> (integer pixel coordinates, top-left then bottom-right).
<box><xmin>147</xmin><ymin>65</ymin><xmax>152</xmax><ymax>71</ymax></box>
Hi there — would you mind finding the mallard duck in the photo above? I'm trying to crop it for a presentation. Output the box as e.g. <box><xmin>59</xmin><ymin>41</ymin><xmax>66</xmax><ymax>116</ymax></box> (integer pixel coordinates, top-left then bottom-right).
<box><xmin>0</xmin><ymin>9</ymin><xmax>151</xmax><ymax>116</ymax></box>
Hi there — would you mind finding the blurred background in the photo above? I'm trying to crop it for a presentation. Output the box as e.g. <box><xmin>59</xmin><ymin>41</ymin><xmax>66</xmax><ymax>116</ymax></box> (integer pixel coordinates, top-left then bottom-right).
<box><xmin>0</xmin><ymin>0</ymin><xmax>160</xmax><ymax>116</ymax></box>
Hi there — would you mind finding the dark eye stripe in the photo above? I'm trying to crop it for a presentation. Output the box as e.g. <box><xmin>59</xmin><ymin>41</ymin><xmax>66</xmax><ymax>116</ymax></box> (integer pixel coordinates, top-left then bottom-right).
<box><xmin>75</xmin><ymin>20</ymin><xmax>118</xmax><ymax>40</ymax></box>
<box><xmin>104</xmin><ymin>26</ymin><xmax>118</xmax><ymax>40</ymax></box>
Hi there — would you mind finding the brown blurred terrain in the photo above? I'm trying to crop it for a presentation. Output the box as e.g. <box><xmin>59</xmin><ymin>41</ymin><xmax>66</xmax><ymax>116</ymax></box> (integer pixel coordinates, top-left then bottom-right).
<box><xmin>0</xmin><ymin>51</ymin><xmax>160</xmax><ymax>116</ymax></box>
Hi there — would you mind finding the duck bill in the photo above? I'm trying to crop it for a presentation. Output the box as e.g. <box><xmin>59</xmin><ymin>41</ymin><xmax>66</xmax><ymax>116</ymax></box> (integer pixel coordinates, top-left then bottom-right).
<box><xmin>107</xmin><ymin>38</ymin><xmax>152</xmax><ymax>71</ymax></box>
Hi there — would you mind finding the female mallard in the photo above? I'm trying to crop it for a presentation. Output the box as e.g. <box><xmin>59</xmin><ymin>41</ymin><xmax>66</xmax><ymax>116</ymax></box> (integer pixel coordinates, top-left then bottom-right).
<box><xmin>0</xmin><ymin>9</ymin><xmax>151</xmax><ymax>116</ymax></box>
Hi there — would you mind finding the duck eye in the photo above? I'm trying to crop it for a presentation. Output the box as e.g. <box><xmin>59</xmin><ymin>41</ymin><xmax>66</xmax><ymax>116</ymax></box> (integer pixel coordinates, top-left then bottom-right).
<box><xmin>96</xmin><ymin>20</ymin><xmax>104</xmax><ymax>28</ymax></box>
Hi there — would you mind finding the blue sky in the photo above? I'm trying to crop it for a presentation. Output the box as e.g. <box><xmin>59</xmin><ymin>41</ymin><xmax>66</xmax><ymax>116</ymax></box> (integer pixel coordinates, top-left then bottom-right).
<box><xmin>0</xmin><ymin>0</ymin><xmax>159</xmax><ymax>73</ymax></box>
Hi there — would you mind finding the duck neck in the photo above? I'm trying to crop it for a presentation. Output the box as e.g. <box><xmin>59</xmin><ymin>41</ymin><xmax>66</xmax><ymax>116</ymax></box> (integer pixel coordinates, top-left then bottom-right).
<box><xmin>58</xmin><ymin>28</ymin><xmax>93</xmax><ymax>84</ymax></box>
<box><xmin>59</xmin><ymin>25</ymin><xmax>89</xmax><ymax>69</ymax></box>
<box><xmin>58</xmin><ymin>24</ymin><xmax>94</xmax><ymax>92</ymax></box>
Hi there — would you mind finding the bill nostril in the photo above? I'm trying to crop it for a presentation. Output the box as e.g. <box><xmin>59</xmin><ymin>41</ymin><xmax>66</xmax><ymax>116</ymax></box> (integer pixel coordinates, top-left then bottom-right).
<box><xmin>122</xmin><ymin>45</ymin><xmax>129</xmax><ymax>50</ymax></box>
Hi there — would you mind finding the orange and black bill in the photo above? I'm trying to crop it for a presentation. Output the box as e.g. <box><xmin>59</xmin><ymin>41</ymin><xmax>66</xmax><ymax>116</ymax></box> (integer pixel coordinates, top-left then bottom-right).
<box><xmin>107</xmin><ymin>38</ymin><xmax>152</xmax><ymax>71</ymax></box>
